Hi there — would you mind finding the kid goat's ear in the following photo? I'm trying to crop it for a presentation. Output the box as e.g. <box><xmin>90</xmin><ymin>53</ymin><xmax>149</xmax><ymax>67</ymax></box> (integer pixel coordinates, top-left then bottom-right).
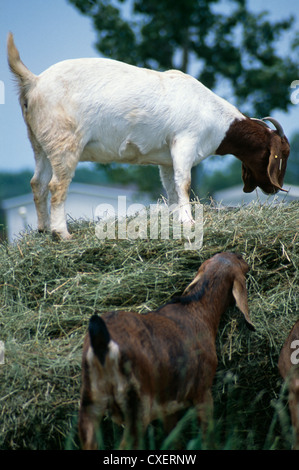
<box><xmin>232</xmin><ymin>274</ymin><xmax>255</xmax><ymax>331</ymax></box>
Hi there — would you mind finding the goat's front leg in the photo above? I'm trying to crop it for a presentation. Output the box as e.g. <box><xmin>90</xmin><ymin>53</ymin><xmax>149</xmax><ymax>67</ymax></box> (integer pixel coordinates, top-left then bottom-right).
<box><xmin>159</xmin><ymin>165</ymin><xmax>179</xmax><ymax>206</ymax></box>
<box><xmin>119</xmin><ymin>386</ymin><xmax>144</xmax><ymax>450</ymax></box>
<box><xmin>174</xmin><ymin>170</ymin><xmax>193</xmax><ymax>224</ymax></box>
<box><xmin>170</xmin><ymin>137</ymin><xmax>196</xmax><ymax>224</ymax></box>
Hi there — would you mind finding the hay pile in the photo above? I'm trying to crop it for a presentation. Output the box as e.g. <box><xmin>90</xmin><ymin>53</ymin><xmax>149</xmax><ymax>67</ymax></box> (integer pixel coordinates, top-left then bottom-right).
<box><xmin>0</xmin><ymin>200</ymin><xmax>298</xmax><ymax>449</ymax></box>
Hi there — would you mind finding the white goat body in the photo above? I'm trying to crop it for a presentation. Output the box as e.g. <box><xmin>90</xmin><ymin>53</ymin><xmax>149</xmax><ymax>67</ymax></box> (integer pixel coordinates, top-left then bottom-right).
<box><xmin>37</xmin><ymin>59</ymin><xmax>239</xmax><ymax>158</ymax></box>
<box><xmin>7</xmin><ymin>33</ymin><xmax>289</xmax><ymax>238</ymax></box>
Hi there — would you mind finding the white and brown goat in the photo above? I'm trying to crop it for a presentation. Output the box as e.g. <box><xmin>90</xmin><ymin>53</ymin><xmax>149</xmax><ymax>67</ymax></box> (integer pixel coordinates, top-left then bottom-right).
<box><xmin>7</xmin><ymin>33</ymin><xmax>290</xmax><ymax>239</ymax></box>
<box><xmin>78</xmin><ymin>252</ymin><xmax>255</xmax><ymax>449</ymax></box>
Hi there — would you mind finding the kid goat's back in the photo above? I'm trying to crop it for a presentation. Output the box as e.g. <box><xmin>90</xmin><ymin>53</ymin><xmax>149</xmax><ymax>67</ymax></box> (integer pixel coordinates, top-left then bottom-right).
<box><xmin>79</xmin><ymin>252</ymin><xmax>255</xmax><ymax>449</ymax></box>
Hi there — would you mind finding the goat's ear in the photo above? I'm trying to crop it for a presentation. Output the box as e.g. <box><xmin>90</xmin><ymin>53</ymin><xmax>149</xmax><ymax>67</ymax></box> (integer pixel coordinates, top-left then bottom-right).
<box><xmin>183</xmin><ymin>270</ymin><xmax>203</xmax><ymax>295</ymax></box>
<box><xmin>232</xmin><ymin>275</ymin><xmax>255</xmax><ymax>331</ymax></box>
<box><xmin>241</xmin><ymin>163</ymin><xmax>257</xmax><ymax>193</ymax></box>
<box><xmin>267</xmin><ymin>145</ymin><xmax>287</xmax><ymax>192</ymax></box>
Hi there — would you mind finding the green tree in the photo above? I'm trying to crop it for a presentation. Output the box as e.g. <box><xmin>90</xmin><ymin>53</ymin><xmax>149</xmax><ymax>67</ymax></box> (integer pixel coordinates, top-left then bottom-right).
<box><xmin>68</xmin><ymin>0</ymin><xmax>299</xmax><ymax>196</ymax></box>
<box><xmin>69</xmin><ymin>0</ymin><xmax>298</xmax><ymax>115</ymax></box>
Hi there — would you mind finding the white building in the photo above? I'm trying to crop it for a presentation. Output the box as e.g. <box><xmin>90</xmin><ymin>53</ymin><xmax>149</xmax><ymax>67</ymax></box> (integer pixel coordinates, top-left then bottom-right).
<box><xmin>2</xmin><ymin>182</ymin><xmax>152</xmax><ymax>242</ymax></box>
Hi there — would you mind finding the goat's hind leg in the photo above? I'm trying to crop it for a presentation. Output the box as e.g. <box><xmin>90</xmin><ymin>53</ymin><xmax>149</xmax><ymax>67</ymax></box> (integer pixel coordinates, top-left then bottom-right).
<box><xmin>79</xmin><ymin>399</ymin><xmax>107</xmax><ymax>450</ymax></box>
<box><xmin>48</xmin><ymin>150</ymin><xmax>80</xmax><ymax>239</ymax></box>
<box><xmin>119</xmin><ymin>386</ymin><xmax>144</xmax><ymax>450</ymax></box>
<box><xmin>30</xmin><ymin>151</ymin><xmax>52</xmax><ymax>233</ymax></box>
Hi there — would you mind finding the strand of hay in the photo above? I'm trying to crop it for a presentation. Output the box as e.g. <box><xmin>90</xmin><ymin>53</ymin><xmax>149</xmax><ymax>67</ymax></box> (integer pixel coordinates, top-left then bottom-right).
<box><xmin>0</xmin><ymin>200</ymin><xmax>298</xmax><ymax>449</ymax></box>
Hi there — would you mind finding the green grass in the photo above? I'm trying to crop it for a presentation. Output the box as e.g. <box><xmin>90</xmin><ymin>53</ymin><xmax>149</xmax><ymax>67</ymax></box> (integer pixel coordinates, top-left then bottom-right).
<box><xmin>0</xmin><ymin>200</ymin><xmax>298</xmax><ymax>449</ymax></box>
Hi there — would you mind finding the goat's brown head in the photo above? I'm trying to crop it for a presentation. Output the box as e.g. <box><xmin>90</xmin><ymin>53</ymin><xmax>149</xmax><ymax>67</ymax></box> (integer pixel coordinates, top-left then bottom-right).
<box><xmin>242</xmin><ymin>117</ymin><xmax>290</xmax><ymax>195</ymax></box>
<box><xmin>183</xmin><ymin>252</ymin><xmax>255</xmax><ymax>331</ymax></box>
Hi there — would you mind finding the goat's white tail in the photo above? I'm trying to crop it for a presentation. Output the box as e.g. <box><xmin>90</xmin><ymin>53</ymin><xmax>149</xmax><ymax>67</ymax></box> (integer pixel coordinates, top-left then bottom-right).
<box><xmin>7</xmin><ymin>32</ymin><xmax>36</xmax><ymax>93</ymax></box>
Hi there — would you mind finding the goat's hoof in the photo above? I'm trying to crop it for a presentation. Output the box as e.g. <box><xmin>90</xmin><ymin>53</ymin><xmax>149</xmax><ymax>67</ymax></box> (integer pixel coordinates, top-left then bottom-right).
<box><xmin>51</xmin><ymin>230</ymin><xmax>73</xmax><ymax>241</ymax></box>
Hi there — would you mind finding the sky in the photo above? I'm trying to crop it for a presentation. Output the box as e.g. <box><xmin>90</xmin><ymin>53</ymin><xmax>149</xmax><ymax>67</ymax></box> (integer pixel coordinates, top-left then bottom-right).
<box><xmin>0</xmin><ymin>0</ymin><xmax>299</xmax><ymax>173</ymax></box>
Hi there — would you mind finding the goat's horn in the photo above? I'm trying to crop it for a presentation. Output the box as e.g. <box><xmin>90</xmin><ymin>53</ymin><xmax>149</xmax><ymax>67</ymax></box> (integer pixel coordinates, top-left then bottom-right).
<box><xmin>262</xmin><ymin>117</ymin><xmax>285</xmax><ymax>138</ymax></box>
<box><xmin>251</xmin><ymin>118</ymin><xmax>270</xmax><ymax>129</ymax></box>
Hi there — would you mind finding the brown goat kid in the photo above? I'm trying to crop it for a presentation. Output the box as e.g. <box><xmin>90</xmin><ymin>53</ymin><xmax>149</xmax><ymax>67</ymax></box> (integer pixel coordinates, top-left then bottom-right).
<box><xmin>278</xmin><ymin>320</ymin><xmax>299</xmax><ymax>450</ymax></box>
<box><xmin>79</xmin><ymin>252</ymin><xmax>255</xmax><ymax>450</ymax></box>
